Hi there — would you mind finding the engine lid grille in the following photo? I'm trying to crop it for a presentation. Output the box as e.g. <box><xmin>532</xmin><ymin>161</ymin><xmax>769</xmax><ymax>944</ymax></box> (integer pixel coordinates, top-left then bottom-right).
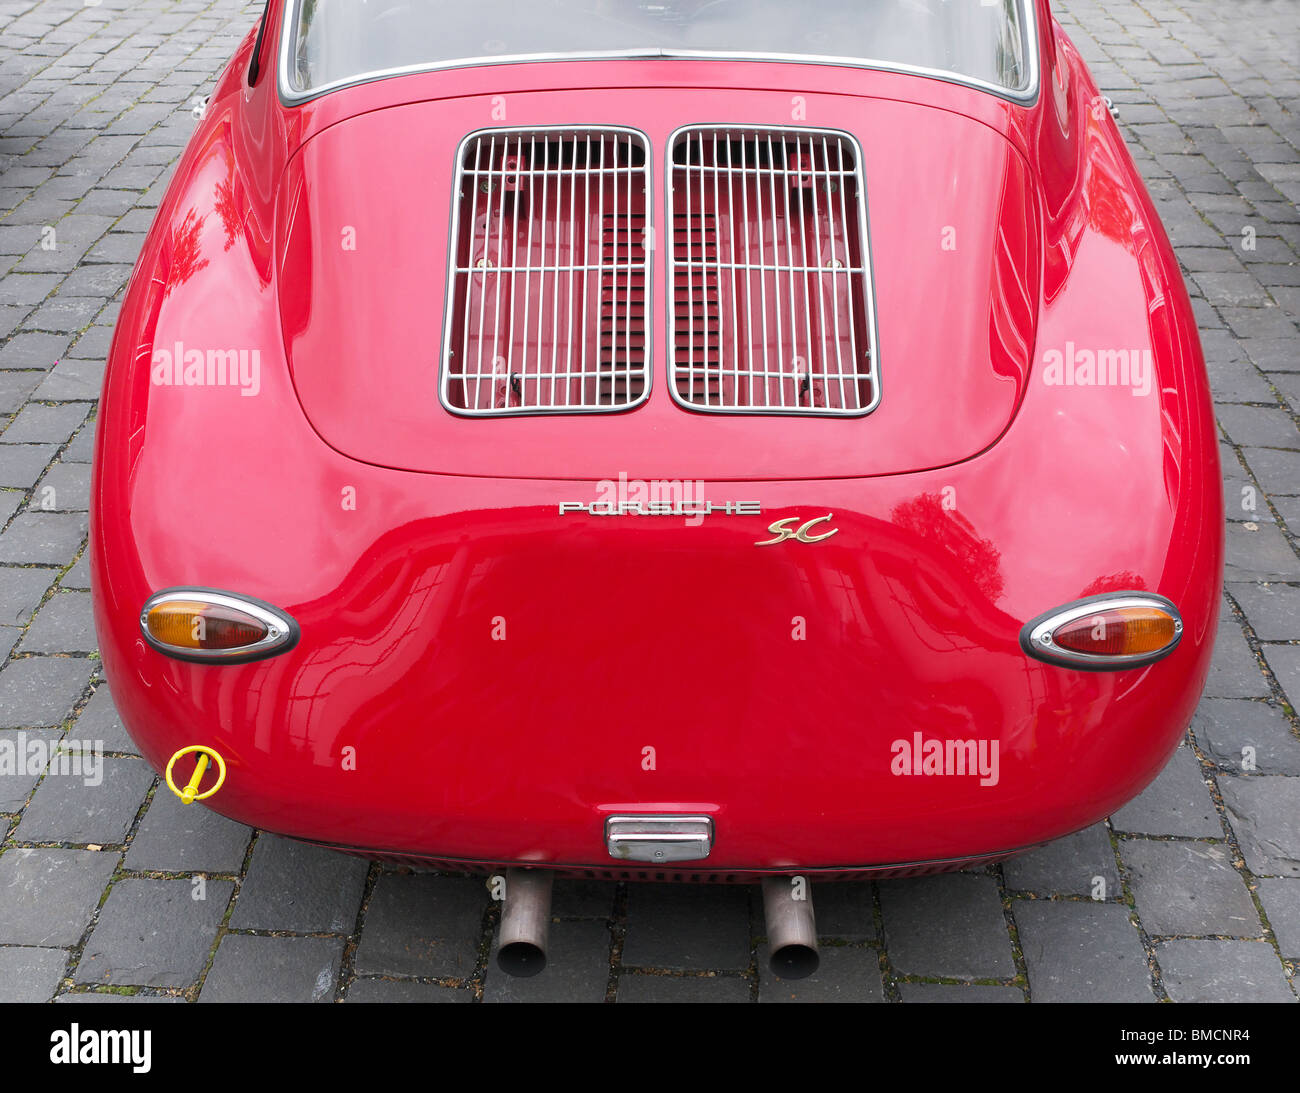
<box><xmin>443</xmin><ymin>127</ymin><xmax>650</xmax><ymax>414</ymax></box>
<box><xmin>667</xmin><ymin>126</ymin><xmax>878</xmax><ymax>414</ymax></box>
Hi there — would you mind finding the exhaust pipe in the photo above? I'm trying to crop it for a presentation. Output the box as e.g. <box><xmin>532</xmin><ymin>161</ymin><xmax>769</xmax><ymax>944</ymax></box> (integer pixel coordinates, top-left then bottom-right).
<box><xmin>496</xmin><ymin>868</ymin><xmax>554</xmax><ymax>977</ymax></box>
<box><xmin>762</xmin><ymin>876</ymin><xmax>819</xmax><ymax>979</ymax></box>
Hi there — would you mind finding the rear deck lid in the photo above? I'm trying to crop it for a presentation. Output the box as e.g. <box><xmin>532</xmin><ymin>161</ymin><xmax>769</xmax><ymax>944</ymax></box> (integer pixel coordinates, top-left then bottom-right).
<box><xmin>276</xmin><ymin>82</ymin><xmax>1040</xmax><ymax>480</ymax></box>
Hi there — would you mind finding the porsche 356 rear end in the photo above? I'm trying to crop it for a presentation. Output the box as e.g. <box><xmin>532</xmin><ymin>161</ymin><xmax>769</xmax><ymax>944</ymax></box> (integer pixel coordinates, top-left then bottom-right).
<box><xmin>90</xmin><ymin>0</ymin><xmax>1222</xmax><ymax>976</ymax></box>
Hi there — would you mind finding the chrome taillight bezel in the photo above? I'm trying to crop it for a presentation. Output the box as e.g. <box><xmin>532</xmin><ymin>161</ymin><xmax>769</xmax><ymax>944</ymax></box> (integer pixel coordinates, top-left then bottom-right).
<box><xmin>1020</xmin><ymin>591</ymin><xmax>1183</xmax><ymax>671</ymax></box>
<box><xmin>139</xmin><ymin>588</ymin><xmax>300</xmax><ymax>665</ymax></box>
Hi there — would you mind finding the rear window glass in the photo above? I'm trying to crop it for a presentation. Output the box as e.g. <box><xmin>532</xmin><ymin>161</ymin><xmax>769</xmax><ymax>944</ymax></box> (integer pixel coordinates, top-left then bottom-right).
<box><xmin>285</xmin><ymin>0</ymin><xmax>1033</xmax><ymax>98</ymax></box>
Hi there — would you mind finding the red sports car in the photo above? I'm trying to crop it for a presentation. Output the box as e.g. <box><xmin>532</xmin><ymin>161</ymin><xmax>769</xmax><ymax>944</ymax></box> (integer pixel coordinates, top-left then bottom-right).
<box><xmin>91</xmin><ymin>0</ymin><xmax>1222</xmax><ymax>979</ymax></box>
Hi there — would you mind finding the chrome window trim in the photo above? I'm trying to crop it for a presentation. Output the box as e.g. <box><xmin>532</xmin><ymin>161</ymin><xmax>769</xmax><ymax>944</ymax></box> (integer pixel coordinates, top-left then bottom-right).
<box><xmin>140</xmin><ymin>587</ymin><xmax>300</xmax><ymax>664</ymax></box>
<box><xmin>438</xmin><ymin>124</ymin><xmax>654</xmax><ymax>417</ymax></box>
<box><xmin>1020</xmin><ymin>592</ymin><xmax>1184</xmax><ymax>671</ymax></box>
<box><xmin>664</xmin><ymin>123</ymin><xmax>881</xmax><ymax>417</ymax></box>
<box><xmin>276</xmin><ymin>1</ymin><xmax>1041</xmax><ymax>108</ymax></box>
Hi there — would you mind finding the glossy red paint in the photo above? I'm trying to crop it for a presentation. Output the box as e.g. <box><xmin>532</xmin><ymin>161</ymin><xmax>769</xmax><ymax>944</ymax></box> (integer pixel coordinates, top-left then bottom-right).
<box><xmin>90</xmin><ymin>1</ymin><xmax>1222</xmax><ymax>875</ymax></box>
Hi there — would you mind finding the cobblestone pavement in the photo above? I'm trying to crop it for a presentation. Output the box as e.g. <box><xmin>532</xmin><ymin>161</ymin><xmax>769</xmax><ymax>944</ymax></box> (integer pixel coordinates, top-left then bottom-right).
<box><xmin>0</xmin><ymin>0</ymin><xmax>1297</xmax><ymax>1004</ymax></box>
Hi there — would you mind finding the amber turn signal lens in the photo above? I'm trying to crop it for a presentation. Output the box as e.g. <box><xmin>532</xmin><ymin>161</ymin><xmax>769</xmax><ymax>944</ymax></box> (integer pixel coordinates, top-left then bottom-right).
<box><xmin>1052</xmin><ymin>607</ymin><xmax>1179</xmax><ymax>658</ymax></box>
<box><xmin>145</xmin><ymin>600</ymin><xmax>269</xmax><ymax>651</ymax></box>
<box><xmin>1022</xmin><ymin>594</ymin><xmax>1184</xmax><ymax>670</ymax></box>
<box><xmin>140</xmin><ymin>589</ymin><xmax>297</xmax><ymax>663</ymax></box>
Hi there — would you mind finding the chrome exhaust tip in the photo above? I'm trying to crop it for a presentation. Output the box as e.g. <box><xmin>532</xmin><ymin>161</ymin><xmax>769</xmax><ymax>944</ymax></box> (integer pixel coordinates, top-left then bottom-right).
<box><xmin>762</xmin><ymin>876</ymin><xmax>819</xmax><ymax>980</ymax></box>
<box><xmin>496</xmin><ymin>868</ymin><xmax>553</xmax><ymax>977</ymax></box>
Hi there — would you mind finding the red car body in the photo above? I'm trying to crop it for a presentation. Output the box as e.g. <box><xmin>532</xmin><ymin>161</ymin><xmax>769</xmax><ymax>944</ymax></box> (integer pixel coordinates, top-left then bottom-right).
<box><xmin>91</xmin><ymin>0</ymin><xmax>1221</xmax><ymax>880</ymax></box>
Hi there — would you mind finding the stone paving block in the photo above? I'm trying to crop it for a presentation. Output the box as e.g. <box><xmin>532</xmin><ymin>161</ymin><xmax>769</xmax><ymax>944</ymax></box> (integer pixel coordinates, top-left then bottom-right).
<box><xmin>62</xmin><ymin>418</ymin><xmax>95</xmax><ymax>462</ymax></box>
<box><xmin>0</xmin><ymin>401</ymin><xmax>86</xmax><ymax>444</ymax></box>
<box><xmin>1223</xmin><ymin>522</ymin><xmax>1300</xmax><ymax>582</ymax></box>
<box><xmin>1242</xmin><ymin>447</ymin><xmax>1300</xmax><ymax>496</ymax></box>
<box><xmin>20</xmin><ymin>295</ymin><xmax>103</xmax><ymax>334</ymax></box>
<box><xmin>621</xmin><ymin>883</ymin><xmax>750</xmax><ymax>971</ymax></box>
<box><xmin>84</xmin><ymin>232</ymin><xmax>143</xmax><ymax>264</ymax></box>
<box><xmin>65</xmin><ymin>324</ymin><xmax>112</xmax><ymax>361</ymax></box>
<box><xmin>229</xmin><ymin>835</ymin><xmax>367</xmax><ymax>934</ymax></box>
<box><xmin>1205</xmin><ymin>609</ymin><xmax>1270</xmax><ymax>697</ymax></box>
<box><xmin>1122</xmin><ymin>838</ymin><xmax>1259</xmax><ymax>937</ymax></box>
<box><xmin>0</xmin><ymin>656</ymin><xmax>93</xmax><ymax>726</ymax></box>
<box><xmin>0</xmin><ymin>944</ymin><xmax>67</xmax><ymax>1002</ymax></box>
<box><xmin>0</xmin><ymin>563</ymin><xmax>55</xmax><ymax>624</ymax></box>
<box><xmin>878</xmin><ymin>873</ymin><xmax>1014</xmax><ymax>979</ymax></box>
<box><xmin>1222</xmin><ymin>463</ymin><xmax>1254</xmax><ymax>523</ymax></box>
<box><xmin>550</xmin><ymin>878</ymin><xmax>617</xmax><ymax>919</ymax></box>
<box><xmin>0</xmin><ymin>489</ymin><xmax>20</xmax><ymax>526</ymax></box>
<box><xmin>346</xmin><ymin>978</ymin><xmax>472</xmax><ymax>1002</ymax></box>
<box><xmin>1002</xmin><ymin>823</ymin><xmax>1120</xmax><ymax>898</ymax></box>
<box><xmin>353</xmin><ymin>873</ymin><xmax>484</xmax><ymax>980</ymax></box>
<box><xmin>199</xmin><ymin>934</ymin><xmax>344</xmax><ymax>1003</ymax></box>
<box><xmin>0</xmin><ymin>305</ymin><xmax>30</xmax><ymax>342</ymax></box>
<box><xmin>1261</xmin><ymin>646</ymin><xmax>1300</xmax><ymax>713</ymax></box>
<box><xmin>31</xmin><ymin>358</ymin><xmax>104</xmax><ymax>401</ymax></box>
<box><xmin>898</xmin><ymin>982</ymin><xmax>1023</xmax><ymax>1003</ymax></box>
<box><xmin>0</xmin><ymin>512</ymin><xmax>87</xmax><ymax>563</ymax></box>
<box><xmin>74</xmin><ymin>189</ymin><xmax>139</xmax><ymax>217</ymax></box>
<box><xmin>1222</xmin><ymin>306</ymin><xmax>1297</xmax><ymax>341</ymax></box>
<box><xmin>0</xmin><ymin>726</ymin><xmax>61</xmax><ymax>809</ymax></box>
<box><xmin>1219</xmin><ymin>776</ymin><xmax>1300</xmax><ymax>877</ymax></box>
<box><xmin>0</xmin><ymin>371</ymin><xmax>43</xmax><ymax>415</ymax></box>
<box><xmin>1269</xmin><ymin>372</ymin><xmax>1300</xmax><ymax>414</ymax></box>
<box><xmin>0</xmin><ymin>847</ymin><xmax>117</xmax><ymax>946</ymax></box>
<box><xmin>74</xmin><ymin>681</ymin><xmax>134</xmax><ymax>753</ymax></box>
<box><xmin>0</xmin><ymin>442</ymin><xmax>58</xmax><ymax>488</ymax></box>
<box><xmin>19</xmin><ymin>588</ymin><xmax>96</xmax><ymax>652</ymax></box>
<box><xmin>484</xmin><ymin>920</ymin><xmax>610</xmax><ymax>1002</ymax></box>
<box><xmin>1242</xmin><ymin>338</ymin><xmax>1300</xmax><ymax>371</ymax></box>
<box><xmin>1233</xmin><ymin>583</ymin><xmax>1300</xmax><ymax>640</ymax></box>
<box><xmin>78</xmin><ymin>877</ymin><xmax>233</xmax><ymax>989</ymax></box>
<box><xmin>1207</xmin><ymin>357</ymin><xmax>1274</xmax><ymax>402</ymax></box>
<box><xmin>56</xmin><ymin>262</ymin><xmax>131</xmax><ymax>298</ymax></box>
<box><xmin>617</xmin><ymin>972</ymin><xmax>750</xmax><ymax>1003</ymax></box>
<box><xmin>60</xmin><ymin>552</ymin><xmax>90</xmax><ymax>591</ymax></box>
<box><xmin>16</xmin><ymin>755</ymin><xmax>152</xmax><ymax>844</ymax></box>
<box><xmin>1192</xmin><ymin>698</ymin><xmax>1300</xmax><ymax>775</ymax></box>
<box><xmin>0</xmin><ymin>272</ymin><xmax>58</xmax><ymax>306</ymax></box>
<box><xmin>808</xmin><ymin>881</ymin><xmax>876</xmax><ymax>940</ymax></box>
<box><xmin>758</xmin><ymin>945</ymin><xmax>883</xmax><ymax>1002</ymax></box>
<box><xmin>1194</xmin><ymin>271</ymin><xmax>1272</xmax><ymax>306</ymax></box>
<box><xmin>1014</xmin><ymin>900</ymin><xmax>1155</xmax><ymax>1003</ymax></box>
<box><xmin>1110</xmin><ymin>746</ymin><xmax>1222</xmax><ymax>837</ymax></box>
<box><xmin>32</xmin><ymin>461</ymin><xmax>90</xmax><ymax>512</ymax></box>
<box><xmin>1156</xmin><ymin>939</ymin><xmax>1296</xmax><ymax>1002</ymax></box>
<box><xmin>1256</xmin><ymin>878</ymin><xmax>1300</xmax><ymax>958</ymax></box>
<box><xmin>125</xmin><ymin>789</ymin><xmax>251</xmax><ymax>874</ymax></box>
<box><xmin>0</xmin><ymin>331</ymin><xmax>69</xmax><ymax>370</ymax></box>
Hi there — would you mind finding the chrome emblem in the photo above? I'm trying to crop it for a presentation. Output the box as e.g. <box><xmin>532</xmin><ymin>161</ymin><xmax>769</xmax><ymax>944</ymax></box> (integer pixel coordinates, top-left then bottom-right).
<box><xmin>755</xmin><ymin>514</ymin><xmax>839</xmax><ymax>546</ymax></box>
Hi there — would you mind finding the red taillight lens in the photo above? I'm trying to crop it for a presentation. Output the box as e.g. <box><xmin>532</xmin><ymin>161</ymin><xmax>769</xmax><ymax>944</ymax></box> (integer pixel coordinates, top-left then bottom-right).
<box><xmin>1051</xmin><ymin>607</ymin><xmax>1179</xmax><ymax>658</ymax></box>
<box><xmin>1022</xmin><ymin>594</ymin><xmax>1183</xmax><ymax>669</ymax></box>
<box><xmin>140</xmin><ymin>590</ymin><xmax>297</xmax><ymax>663</ymax></box>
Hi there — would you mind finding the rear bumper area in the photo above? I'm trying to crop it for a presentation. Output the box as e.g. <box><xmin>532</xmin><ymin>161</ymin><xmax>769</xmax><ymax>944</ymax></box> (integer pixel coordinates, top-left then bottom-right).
<box><xmin>93</xmin><ymin>463</ymin><xmax>1219</xmax><ymax>871</ymax></box>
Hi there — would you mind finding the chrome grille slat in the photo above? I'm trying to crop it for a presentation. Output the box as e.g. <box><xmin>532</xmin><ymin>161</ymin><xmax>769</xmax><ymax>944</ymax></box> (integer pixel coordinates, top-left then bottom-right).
<box><xmin>443</xmin><ymin>127</ymin><xmax>650</xmax><ymax>414</ymax></box>
<box><xmin>667</xmin><ymin>125</ymin><xmax>878</xmax><ymax>415</ymax></box>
